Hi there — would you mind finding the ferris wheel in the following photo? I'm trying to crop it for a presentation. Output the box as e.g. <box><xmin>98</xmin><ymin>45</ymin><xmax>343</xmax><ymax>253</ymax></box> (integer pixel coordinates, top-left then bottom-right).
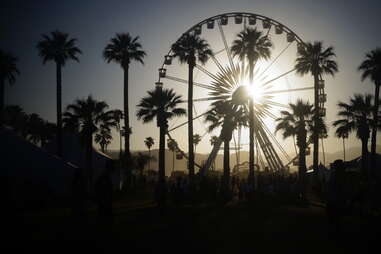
<box><xmin>155</xmin><ymin>12</ymin><xmax>326</xmax><ymax>174</ymax></box>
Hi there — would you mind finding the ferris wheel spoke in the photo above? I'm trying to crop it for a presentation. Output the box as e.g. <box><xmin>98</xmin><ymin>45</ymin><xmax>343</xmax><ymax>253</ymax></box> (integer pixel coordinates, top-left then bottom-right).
<box><xmin>261</xmin><ymin>68</ymin><xmax>296</xmax><ymax>88</ymax></box>
<box><xmin>266</xmin><ymin>101</ymin><xmax>290</xmax><ymax>109</ymax></box>
<box><xmin>164</xmin><ymin>75</ymin><xmax>213</xmax><ymax>90</ymax></box>
<box><xmin>264</xmin><ymin>86</ymin><xmax>314</xmax><ymax>95</ymax></box>
<box><xmin>217</xmin><ymin>20</ymin><xmax>235</xmax><ymax>70</ymax></box>
<box><xmin>186</xmin><ymin>95</ymin><xmax>230</xmax><ymax>103</ymax></box>
<box><xmin>195</xmin><ymin>64</ymin><xmax>220</xmax><ymax>81</ymax></box>
<box><xmin>167</xmin><ymin>110</ymin><xmax>210</xmax><ymax>132</ymax></box>
<box><xmin>166</xmin><ymin>132</ymin><xmax>202</xmax><ymax>169</ymax></box>
<box><xmin>210</xmin><ymin>55</ymin><xmax>228</xmax><ymax>74</ymax></box>
<box><xmin>257</xmin><ymin>42</ymin><xmax>293</xmax><ymax>81</ymax></box>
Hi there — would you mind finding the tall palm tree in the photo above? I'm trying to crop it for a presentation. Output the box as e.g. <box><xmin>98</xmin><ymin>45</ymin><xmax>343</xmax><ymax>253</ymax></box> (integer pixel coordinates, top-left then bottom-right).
<box><xmin>63</xmin><ymin>95</ymin><xmax>115</xmax><ymax>189</ymax></box>
<box><xmin>112</xmin><ymin>109</ymin><xmax>124</xmax><ymax>159</ymax></box>
<box><xmin>358</xmin><ymin>48</ymin><xmax>381</xmax><ymax>163</ymax></box>
<box><xmin>333</xmin><ymin>94</ymin><xmax>374</xmax><ymax>176</ymax></box>
<box><xmin>335</xmin><ymin>125</ymin><xmax>349</xmax><ymax>161</ymax></box>
<box><xmin>275</xmin><ymin>99</ymin><xmax>316</xmax><ymax>199</ymax></box>
<box><xmin>37</xmin><ymin>30</ymin><xmax>82</xmax><ymax>157</ymax></box>
<box><xmin>136</xmin><ymin>87</ymin><xmax>186</xmax><ymax>202</ymax></box>
<box><xmin>103</xmin><ymin>33</ymin><xmax>146</xmax><ymax>187</ymax></box>
<box><xmin>295</xmin><ymin>41</ymin><xmax>338</xmax><ymax>174</ymax></box>
<box><xmin>210</xmin><ymin>135</ymin><xmax>219</xmax><ymax>170</ymax></box>
<box><xmin>171</xmin><ymin>33</ymin><xmax>213</xmax><ymax>181</ymax></box>
<box><xmin>0</xmin><ymin>50</ymin><xmax>19</xmax><ymax>127</ymax></box>
<box><xmin>231</xmin><ymin>27</ymin><xmax>272</xmax><ymax>187</ymax></box>
<box><xmin>144</xmin><ymin>137</ymin><xmax>155</xmax><ymax>171</ymax></box>
<box><xmin>205</xmin><ymin>100</ymin><xmax>247</xmax><ymax>196</ymax></box>
<box><xmin>167</xmin><ymin>138</ymin><xmax>177</xmax><ymax>174</ymax></box>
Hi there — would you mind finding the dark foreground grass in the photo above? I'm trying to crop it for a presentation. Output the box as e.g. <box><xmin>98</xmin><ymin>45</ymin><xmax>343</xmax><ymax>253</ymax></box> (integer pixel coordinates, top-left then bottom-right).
<box><xmin>3</xmin><ymin>193</ymin><xmax>380</xmax><ymax>253</ymax></box>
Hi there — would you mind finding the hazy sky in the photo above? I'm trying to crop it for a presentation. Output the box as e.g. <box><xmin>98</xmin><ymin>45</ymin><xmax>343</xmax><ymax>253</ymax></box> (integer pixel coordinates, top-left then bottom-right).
<box><xmin>2</xmin><ymin>0</ymin><xmax>381</xmax><ymax>161</ymax></box>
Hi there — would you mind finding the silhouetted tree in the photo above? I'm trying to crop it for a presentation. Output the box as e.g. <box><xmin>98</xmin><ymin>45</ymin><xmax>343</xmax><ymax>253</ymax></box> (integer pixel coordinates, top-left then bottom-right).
<box><xmin>193</xmin><ymin>133</ymin><xmax>202</xmax><ymax>159</ymax></box>
<box><xmin>63</xmin><ymin>96</ymin><xmax>114</xmax><ymax>190</ymax></box>
<box><xmin>0</xmin><ymin>50</ymin><xmax>19</xmax><ymax>127</ymax></box>
<box><xmin>358</xmin><ymin>48</ymin><xmax>381</xmax><ymax>164</ymax></box>
<box><xmin>27</xmin><ymin>113</ymin><xmax>44</xmax><ymax>145</ymax></box>
<box><xmin>275</xmin><ymin>99</ymin><xmax>316</xmax><ymax>199</ymax></box>
<box><xmin>132</xmin><ymin>152</ymin><xmax>156</xmax><ymax>178</ymax></box>
<box><xmin>205</xmin><ymin>100</ymin><xmax>247</xmax><ymax>196</ymax></box>
<box><xmin>4</xmin><ymin>105</ymin><xmax>27</xmax><ymax>135</ymax></box>
<box><xmin>144</xmin><ymin>136</ymin><xmax>155</xmax><ymax>171</ymax></box>
<box><xmin>335</xmin><ymin>125</ymin><xmax>349</xmax><ymax>161</ymax></box>
<box><xmin>136</xmin><ymin>88</ymin><xmax>186</xmax><ymax>202</ymax></box>
<box><xmin>171</xmin><ymin>33</ymin><xmax>213</xmax><ymax>182</ymax></box>
<box><xmin>95</xmin><ymin>127</ymin><xmax>112</xmax><ymax>153</ymax></box>
<box><xmin>103</xmin><ymin>33</ymin><xmax>146</xmax><ymax>188</ymax></box>
<box><xmin>209</xmin><ymin>135</ymin><xmax>219</xmax><ymax>170</ymax></box>
<box><xmin>37</xmin><ymin>30</ymin><xmax>82</xmax><ymax>157</ymax></box>
<box><xmin>167</xmin><ymin>138</ymin><xmax>177</xmax><ymax>174</ymax></box>
<box><xmin>112</xmin><ymin>109</ymin><xmax>124</xmax><ymax>159</ymax></box>
<box><xmin>333</xmin><ymin>94</ymin><xmax>374</xmax><ymax>176</ymax></box>
<box><xmin>295</xmin><ymin>41</ymin><xmax>338</xmax><ymax>175</ymax></box>
<box><xmin>231</xmin><ymin>27</ymin><xmax>272</xmax><ymax>188</ymax></box>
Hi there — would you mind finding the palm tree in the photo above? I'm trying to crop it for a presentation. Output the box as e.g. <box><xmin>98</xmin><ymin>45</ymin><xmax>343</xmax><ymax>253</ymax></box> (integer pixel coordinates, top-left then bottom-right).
<box><xmin>275</xmin><ymin>99</ymin><xmax>316</xmax><ymax>199</ymax></box>
<box><xmin>167</xmin><ymin>138</ymin><xmax>177</xmax><ymax>174</ymax></box>
<box><xmin>27</xmin><ymin>113</ymin><xmax>44</xmax><ymax>146</ymax></box>
<box><xmin>210</xmin><ymin>135</ymin><xmax>219</xmax><ymax>170</ymax></box>
<box><xmin>144</xmin><ymin>137</ymin><xmax>155</xmax><ymax>171</ymax></box>
<box><xmin>63</xmin><ymin>95</ymin><xmax>115</xmax><ymax>189</ymax></box>
<box><xmin>103</xmin><ymin>33</ymin><xmax>146</xmax><ymax>187</ymax></box>
<box><xmin>335</xmin><ymin>125</ymin><xmax>349</xmax><ymax>161</ymax></box>
<box><xmin>333</xmin><ymin>94</ymin><xmax>374</xmax><ymax>176</ymax></box>
<box><xmin>193</xmin><ymin>133</ymin><xmax>202</xmax><ymax>160</ymax></box>
<box><xmin>132</xmin><ymin>152</ymin><xmax>156</xmax><ymax>179</ymax></box>
<box><xmin>295</xmin><ymin>41</ymin><xmax>338</xmax><ymax>174</ymax></box>
<box><xmin>37</xmin><ymin>30</ymin><xmax>82</xmax><ymax>157</ymax></box>
<box><xmin>0</xmin><ymin>50</ymin><xmax>19</xmax><ymax>127</ymax></box>
<box><xmin>205</xmin><ymin>100</ymin><xmax>247</xmax><ymax>196</ymax></box>
<box><xmin>171</xmin><ymin>33</ymin><xmax>213</xmax><ymax>181</ymax></box>
<box><xmin>95</xmin><ymin>127</ymin><xmax>112</xmax><ymax>153</ymax></box>
<box><xmin>358</xmin><ymin>48</ymin><xmax>381</xmax><ymax>163</ymax></box>
<box><xmin>231</xmin><ymin>27</ymin><xmax>272</xmax><ymax>187</ymax></box>
<box><xmin>136</xmin><ymin>88</ymin><xmax>186</xmax><ymax>202</ymax></box>
<box><xmin>112</xmin><ymin>109</ymin><xmax>124</xmax><ymax>159</ymax></box>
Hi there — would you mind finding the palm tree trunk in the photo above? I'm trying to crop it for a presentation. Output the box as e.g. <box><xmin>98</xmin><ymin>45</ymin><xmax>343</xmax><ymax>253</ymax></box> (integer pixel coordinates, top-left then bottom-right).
<box><xmin>343</xmin><ymin>138</ymin><xmax>346</xmax><ymax>161</ymax></box>
<box><xmin>200</xmin><ymin>135</ymin><xmax>223</xmax><ymax>175</ymax></box>
<box><xmin>148</xmin><ymin>148</ymin><xmax>151</xmax><ymax>171</ymax></box>
<box><xmin>248</xmin><ymin>61</ymin><xmax>255</xmax><ymax>189</ymax></box>
<box><xmin>172</xmin><ymin>150</ymin><xmax>175</xmax><ymax>174</ymax></box>
<box><xmin>159</xmin><ymin>125</ymin><xmax>166</xmax><ymax>184</ymax></box>
<box><xmin>313</xmin><ymin>73</ymin><xmax>319</xmax><ymax>174</ymax></box>
<box><xmin>119</xmin><ymin>125</ymin><xmax>123</xmax><ymax>160</ymax></box>
<box><xmin>223</xmin><ymin>140</ymin><xmax>230</xmax><ymax>193</ymax></box>
<box><xmin>86</xmin><ymin>132</ymin><xmax>93</xmax><ymax>193</ymax></box>
<box><xmin>0</xmin><ymin>79</ymin><xmax>4</xmax><ymax>128</ymax></box>
<box><xmin>56</xmin><ymin>63</ymin><xmax>63</xmax><ymax>157</ymax></box>
<box><xmin>299</xmin><ymin>140</ymin><xmax>307</xmax><ymax>199</ymax></box>
<box><xmin>188</xmin><ymin>56</ymin><xmax>195</xmax><ymax>181</ymax></box>
<box><xmin>321</xmin><ymin>138</ymin><xmax>326</xmax><ymax>166</ymax></box>
<box><xmin>361</xmin><ymin>138</ymin><xmax>369</xmax><ymax>177</ymax></box>
<box><xmin>371</xmin><ymin>83</ymin><xmax>380</xmax><ymax>166</ymax></box>
<box><xmin>123</xmin><ymin>66</ymin><xmax>131</xmax><ymax>188</ymax></box>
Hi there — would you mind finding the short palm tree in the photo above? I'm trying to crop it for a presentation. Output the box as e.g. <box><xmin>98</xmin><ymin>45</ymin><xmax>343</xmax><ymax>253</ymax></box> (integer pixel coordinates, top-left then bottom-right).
<box><xmin>171</xmin><ymin>33</ymin><xmax>213</xmax><ymax>180</ymax></box>
<box><xmin>103</xmin><ymin>33</ymin><xmax>146</xmax><ymax>186</ymax></box>
<box><xmin>0</xmin><ymin>50</ymin><xmax>19</xmax><ymax>127</ymax></box>
<box><xmin>37</xmin><ymin>30</ymin><xmax>82</xmax><ymax>157</ymax></box>
<box><xmin>205</xmin><ymin>100</ymin><xmax>247</xmax><ymax>195</ymax></box>
<box><xmin>231</xmin><ymin>27</ymin><xmax>272</xmax><ymax>187</ymax></box>
<box><xmin>193</xmin><ymin>133</ymin><xmax>202</xmax><ymax>159</ymax></box>
<box><xmin>275</xmin><ymin>99</ymin><xmax>315</xmax><ymax>199</ymax></box>
<box><xmin>335</xmin><ymin>125</ymin><xmax>349</xmax><ymax>161</ymax></box>
<box><xmin>63</xmin><ymin>96</ymin><xmax>115</xmax><ymax>189</ymax></box>
<box><xmin>333</xmin><ymin>94</ymin><xmax>374</xmax><ymax>176</ymax></box>
<box><xmin>27</xmin><ymin>113</ymin><xmax>45</xmax><ymax>146</ymax></box>
<box><xmin>136</xmin><ymin>88</ymin><xmax>186</xmax><ymax>200</ymax></box>
<box><xmin>95</xmin><ymin>127</ymin><xmax>112</xmax><ymax>153</ymax></box>
<box><xmin>112</xmin><ymin>109</ymin><xmax>124</xmax><ymax>159</ymax></box>
<box><xmin>209</xmin><ymin>135</ymin><xmax>219</xmax><ymax>170</ymax></box>
<box><xmin>167</xmin><ymin>138</ymin><xmax>177</xmax><ymax>174</ymax></box>
<box><xmin>358</xmin><ymin>48</ymin><xmax>381</xmax><ymax>161</ymax></box>
<box><xmin>295</xmin><ymin>41</ymin><xmax>338</xmax><ymax>174</ymax></box>
<box><xmin>144</xmin><ymin>136</ymin><xmax>155</xmax><ymax>171</ymax></box>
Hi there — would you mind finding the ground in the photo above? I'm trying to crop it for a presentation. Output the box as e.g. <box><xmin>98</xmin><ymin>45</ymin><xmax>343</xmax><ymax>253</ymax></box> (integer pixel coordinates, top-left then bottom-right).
<box><xmin>4</xmin><ymin>190</ymin><xmax>379</xmax><ymax>253</ymax></box>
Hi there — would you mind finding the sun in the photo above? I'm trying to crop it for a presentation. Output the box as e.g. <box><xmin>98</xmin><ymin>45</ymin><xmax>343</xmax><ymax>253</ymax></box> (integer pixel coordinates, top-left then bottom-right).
<box><xmin>242</xmin><ymin>79</ymin><xmax>265</xmax><ymax>102</ymax></box>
